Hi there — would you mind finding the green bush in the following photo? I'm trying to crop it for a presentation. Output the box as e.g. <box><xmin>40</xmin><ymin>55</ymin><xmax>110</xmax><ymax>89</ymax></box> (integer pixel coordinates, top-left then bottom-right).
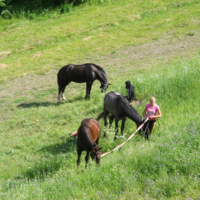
<box><xmin>0</xmin><ymin>0</ymin><xmax>86</xmax><ymax>18</ymax></box>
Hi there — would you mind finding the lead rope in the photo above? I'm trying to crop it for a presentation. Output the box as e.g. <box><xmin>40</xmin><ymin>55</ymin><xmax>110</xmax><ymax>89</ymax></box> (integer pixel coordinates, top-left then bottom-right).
<box><xmin>70</xmin><ymin>118</ymin><xmax>149</xmax><ymax>157</ymax></box>
<box><xmin>100</xmin><ymin>117</ymin><xmax>149</xmax><ymax>157</ymax></box>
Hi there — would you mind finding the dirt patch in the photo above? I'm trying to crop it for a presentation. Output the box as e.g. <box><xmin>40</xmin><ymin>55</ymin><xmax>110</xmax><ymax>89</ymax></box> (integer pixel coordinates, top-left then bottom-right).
<box><xmin>0</xmin><ymin>32</ymin><xmax>199</xmax><ymax>101</ymax></box>
<box><xmin>0</xmin><ymin>51</ymin><xmax>11</xmax><ymax>59</ymax></box>
<box><xmin>94</xmin><ymin>31</ymin><xmax>200</xmax><ymax>69</ymax></box>
<box><xmin>0</xmin><ymin>63</ymin><xmax>7</xmax><ymax>69</ymax></box>
<box><xmin>33</xmin><ymin>52</ymin><xmax>42</xmax><ymax>57</ymax></box>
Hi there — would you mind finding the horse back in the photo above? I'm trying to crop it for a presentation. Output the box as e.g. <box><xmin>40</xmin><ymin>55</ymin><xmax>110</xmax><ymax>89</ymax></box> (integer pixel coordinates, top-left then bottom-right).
<box><xmin>80</xmin><ymin>118</ymin><xmax>101</xmax><ymax>141</ymax></box>
<box><xmin>104</xmin><ymin>91</ymin><xmax>121</xmax><ymax>115</ymax></box>
<box><xmin>104</xmin><ymin>91</ymin><xmax>137</xmax><ymax>119</ymax></box>
<box><xmin>58</xmin><ymin>64</ymin><xmax>95</xmax><ymax>83</ymax></box>
<box><xmin>77</xmin><ymin>118</ymin><xmax>101</xmax><ymax>150</ymax></box>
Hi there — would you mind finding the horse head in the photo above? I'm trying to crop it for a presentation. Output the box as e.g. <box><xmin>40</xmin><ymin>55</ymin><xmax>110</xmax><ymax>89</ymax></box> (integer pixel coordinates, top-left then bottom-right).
<box><xmin>91</xmin><ymin>143</ymin><xmax>103</xmax><ymax>164</ymax></box>
<box><xmin>137</xmin><ymin>118</ymin><xmax>147</xmax><ymax>133</ymax></box>
<box><xmin>100</xmin><ymin>83</ymin><xmax>111</xmax><ymax>93</ymax></box>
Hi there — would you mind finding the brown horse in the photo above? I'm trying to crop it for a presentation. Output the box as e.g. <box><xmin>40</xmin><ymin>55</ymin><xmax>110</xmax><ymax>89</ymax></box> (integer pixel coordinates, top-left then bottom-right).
<box><xmin>77</xmin><ymin>118</ymin><xmax>102</xmax><ymax>168</ymax></box>
<box><xmin>57</xmin><ymin>63</ymin><xmax>110</xmax><ymax>102</ymax></box>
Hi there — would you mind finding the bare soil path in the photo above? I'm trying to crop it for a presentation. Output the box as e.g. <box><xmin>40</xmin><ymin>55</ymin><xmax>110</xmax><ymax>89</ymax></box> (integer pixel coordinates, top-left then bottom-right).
<box><xmin>0</xmin><ymin>32</ymin><xmax>200</xmax><ymax>102</ymax></box>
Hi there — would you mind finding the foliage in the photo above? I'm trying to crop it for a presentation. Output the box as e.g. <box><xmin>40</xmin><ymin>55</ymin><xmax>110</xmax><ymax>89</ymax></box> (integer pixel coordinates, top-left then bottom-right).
<box><xmin>0</xmin><ymin>0</ymin><xmax>86</xmax><ymax>18</ymax></box>
<box><xmin>0</xmin><ymin>0</ymin><xmax>6</xmax><ymax>7</ymax></box>
<box><xmin>0</xmin><ymin>0</ymin><xmax>110</xmax><ymax>18</ymax></box>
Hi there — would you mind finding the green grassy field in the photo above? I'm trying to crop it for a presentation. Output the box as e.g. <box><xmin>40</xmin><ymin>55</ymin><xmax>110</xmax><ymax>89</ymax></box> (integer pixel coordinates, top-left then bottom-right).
<box><xmin>0</xmin><ymin>0</ymin><xmax>200</xmax><ymax>199</ymax></box>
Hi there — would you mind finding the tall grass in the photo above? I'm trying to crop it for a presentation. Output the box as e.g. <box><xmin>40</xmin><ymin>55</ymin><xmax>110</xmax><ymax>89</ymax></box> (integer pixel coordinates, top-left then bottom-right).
<box><xmin>0</xmin><ymin>55</ymin><xmax>200</xmax><ymax>199</ymax></box>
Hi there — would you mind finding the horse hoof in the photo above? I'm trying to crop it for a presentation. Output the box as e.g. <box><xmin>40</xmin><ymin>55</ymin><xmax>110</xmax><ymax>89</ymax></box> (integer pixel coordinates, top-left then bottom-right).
<box><xmin>114</xmin><ymin>136</ymin><xmax>117</xmax><ymax>140</ymax></box>
<box><xmin>57</xmin><ymin>100</ymin><xmax>61</xmax><ymax>103</ymax></box>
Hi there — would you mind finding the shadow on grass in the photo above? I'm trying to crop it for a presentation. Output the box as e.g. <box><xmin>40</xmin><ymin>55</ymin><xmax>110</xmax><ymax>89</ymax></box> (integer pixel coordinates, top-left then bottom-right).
<box><xmin>66</xmin><ymin>95</ymin><xmax>85</xmax><ymax>103</ymax></box>
<box><xmin>17</xmin><ymin>102</ymin><xmax>60</xmax><ymax>108</ymax></box>
<box><xmin>39</xmin><ymin>136</ymin><xmax>77</xmax><ymax>154</ymax></box>
<box><xmin>17</xmin><ymin>96</ymin><xmax>85</xmax><ymax>108</ymax></box>
<box><xmin>16</xmin><ymin>137</ymin><xmax>77</xmax><ymax>181</ymax></box>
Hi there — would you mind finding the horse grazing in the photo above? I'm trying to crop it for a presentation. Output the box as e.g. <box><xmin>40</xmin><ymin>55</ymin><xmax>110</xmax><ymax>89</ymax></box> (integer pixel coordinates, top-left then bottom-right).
<box><xmin>97</xmin><ymin>91</ymin><xmax>144</xmax><ymax>139</ymax></box>
<box><xmin>57</xmin><ymin>63</ymin><xmax>110</xmax><ymax>102</ymax></box>
<box><xmin>77</xmin><ymin>118</ymin><xmax>102</xmax><ymax>168</ymax></box>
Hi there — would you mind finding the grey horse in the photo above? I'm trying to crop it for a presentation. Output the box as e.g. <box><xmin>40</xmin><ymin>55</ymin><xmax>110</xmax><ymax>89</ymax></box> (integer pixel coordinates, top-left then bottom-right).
<box><xmin>97</xmin><ymin>91</ymin><xmax>144</xmax><ymax>139</ymax></box>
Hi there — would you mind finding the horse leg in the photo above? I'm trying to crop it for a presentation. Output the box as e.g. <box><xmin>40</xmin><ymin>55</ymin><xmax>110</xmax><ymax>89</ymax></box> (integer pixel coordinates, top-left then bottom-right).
<box><xmin>121</xmin><ymin>117</ymin><xmax>127</xmax><ymax>135</ymax></box>
<box><xmin>85</xmin><ymin>82</ymin><xmax>92</xmax><ymax>99</ymax></box>
<box><xmin>77</xmin><ymin>148</ymin><xmax>82</xmax><ymax>167</ymax></box>
<box><xmin>58</xmin><ymin>85</ymin><xmax>67</xmax><ymax>102</ymax></box>
<box><xmin>146</xmin><ymin>130</ymin><xmax>150</xmax><ymax>140</ymax></box>
<box><xmin>114</xmin><ymin>120</ymin><xmax>119</xmax><ymax>140</ymax></box>
<box><xmin>142</xmin><ymin>121</ymin><xmax>149</xmax><ymax>140</ymax></box>
<box><xmin>103</xmin><ymin>111</ymin><xmax>109</xmax><ymax>138</ymax></box>
<box><xmin>61</xmin><ymin>81</ymin><xmax>71</xmax><ymax>101</ymax></box>
<box><xmin>58</xmin><ymin>86</ymin><xmax>63</xmax><ymax>103</ymax></box>
<box><xmin>109</xmin><ymin>115</ymin><xmax>115</xmax><ymax>129</ymax></box>
<box><xmin>88</xmin><ymin>81</ymin><xmax>94</xmax><ymax>98</ymax></box>
<box><xmin>61</xmin><ymin>86</ymin><xmax>66</xmax><ymax>101</ymax></box>
<box><xmin>85</xmin><ymin>151</ymin><xmax>90</xmax><ymax>168</ymax></box>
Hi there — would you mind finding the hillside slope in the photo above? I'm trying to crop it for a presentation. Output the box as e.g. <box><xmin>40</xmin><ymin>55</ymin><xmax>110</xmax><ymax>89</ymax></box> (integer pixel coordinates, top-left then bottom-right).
<box><xmin>0</xmin><ymin>0</ymin><xmax>200</xmax><ymax>199</ymax></box>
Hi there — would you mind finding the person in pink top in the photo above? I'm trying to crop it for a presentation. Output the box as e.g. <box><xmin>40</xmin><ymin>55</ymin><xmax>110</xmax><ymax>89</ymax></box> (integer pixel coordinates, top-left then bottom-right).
<box><xmin>143</xmin><ymin>97</ymin><xmax>162</xmax><ymax>140</ymax></box>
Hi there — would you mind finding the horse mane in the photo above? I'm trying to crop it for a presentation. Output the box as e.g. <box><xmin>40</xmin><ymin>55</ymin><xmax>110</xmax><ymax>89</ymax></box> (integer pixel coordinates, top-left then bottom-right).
<box><xmin>78</xmin><ymin>124</ymin><xmax>95</xmax><ymax>147</ymax></box>
<box><xmin>88</xmin><ymin>63</ymin><xmax>108</xmax><ymax>83</ymax></box>
<box><xmin>117</xmin><ymin>95</ymin><xmax>143</xmax><ymax>123</ymax></box>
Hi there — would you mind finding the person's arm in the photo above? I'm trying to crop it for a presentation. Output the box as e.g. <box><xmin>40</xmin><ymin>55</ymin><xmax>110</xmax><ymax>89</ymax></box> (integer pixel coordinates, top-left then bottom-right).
<box><xmin>149</xmin><ymin>109</ymin><xmax>162</xmax><ymax>120</ymax></box>
<box><xmin>143</xmin><ymin>107</ymin><xmax>147</xmax><ymax>118</ymax></box>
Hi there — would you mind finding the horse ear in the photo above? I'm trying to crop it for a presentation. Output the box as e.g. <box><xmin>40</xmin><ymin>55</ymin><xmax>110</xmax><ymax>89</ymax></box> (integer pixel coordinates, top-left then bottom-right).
<box><xmin>99</xmin><ymin>147</ymin><xmax>103</xmax><ymax>150</ymax></box>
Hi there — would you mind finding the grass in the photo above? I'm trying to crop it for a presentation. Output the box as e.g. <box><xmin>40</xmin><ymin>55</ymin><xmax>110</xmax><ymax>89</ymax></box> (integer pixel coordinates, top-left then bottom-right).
<box><xmin>0</xmin><ymin>0</ymin><xmax>200</xmax><ymax>82</ymax></box>
<box><xmin>0</xmin><ymin>0</ymin><xmax>200</xmax><ymax>199</ymax></box>
<box><xmin>0</xmin><ymin>56</ymin><xmax>200</xmax><ymax>199</ymax></box>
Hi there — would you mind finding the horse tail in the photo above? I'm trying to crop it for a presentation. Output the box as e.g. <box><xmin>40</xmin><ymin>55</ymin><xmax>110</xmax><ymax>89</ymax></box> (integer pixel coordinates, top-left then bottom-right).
<box><xmin>96</xmin><ymin>112</ymin><xmax>104</xmax><ymax>121</ymax></box>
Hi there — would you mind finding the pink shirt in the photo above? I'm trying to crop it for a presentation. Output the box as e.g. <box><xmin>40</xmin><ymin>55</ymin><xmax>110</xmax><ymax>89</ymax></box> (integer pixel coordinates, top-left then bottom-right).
<box><xmin>145</xmin><ymin>103</ymin><xmax>160</xmax><ymax>120</ymax></box>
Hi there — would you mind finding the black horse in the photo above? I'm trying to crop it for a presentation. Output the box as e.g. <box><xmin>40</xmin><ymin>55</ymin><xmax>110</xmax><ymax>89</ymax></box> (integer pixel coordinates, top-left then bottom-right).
<box><xmin>97</xmin><ymin>91</ymin><xmax>144</xmax><ymax>139</ymax></box>
<box><xmin>57</xmin><ymin>63</ymin><xmax>110</xmax><ymax>102</ymax></box>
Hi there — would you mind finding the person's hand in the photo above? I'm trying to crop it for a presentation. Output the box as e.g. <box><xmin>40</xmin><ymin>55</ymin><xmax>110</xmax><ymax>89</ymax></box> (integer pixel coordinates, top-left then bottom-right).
<box><xmin>149</xmin><ymin>116</ymin><xmax>154</xmax><ymax>120</ymax></box>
